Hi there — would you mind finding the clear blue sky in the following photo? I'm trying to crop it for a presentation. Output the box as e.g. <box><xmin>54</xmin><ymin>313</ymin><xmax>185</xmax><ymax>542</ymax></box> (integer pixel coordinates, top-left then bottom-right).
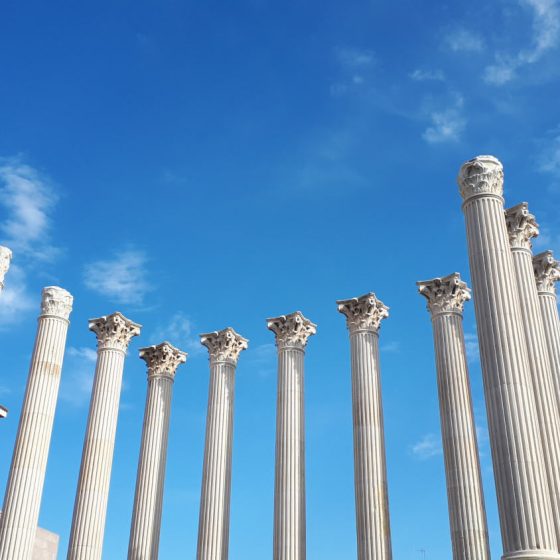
<box><xmin>1</xmin><ymin>1</ymin><xmax>560</xmax><ymax>558</ymax></box>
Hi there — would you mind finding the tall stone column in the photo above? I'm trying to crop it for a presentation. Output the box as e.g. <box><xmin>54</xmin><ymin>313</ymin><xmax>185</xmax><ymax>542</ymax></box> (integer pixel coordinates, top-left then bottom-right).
<box><xmin>197</xmin><ymin>328</ymin><xmax>248</xmax><ymax>560</ymax></box>
<box><xmin>128</xmin><ymin>342</ymin><xmax>187</xmax><ymax>560</ymax></box>
<box><xmin>506</xmin><ymin>203</ymin><xmax>560</xmax><ymax>545</ymax></box>
<box><xmin>417</xmin><ymin>274</ymin><xmax>490</xmax><ymax>560</ymax></box>
<box><xmin>337</xmin><ymin>293</ymin><xmax>392</xmax><ymax>560</ymax></box>
<box><xmin>458</xmin><ymin>155</ymin><xmax>559</xmax><ymax>560</ymax></box>
<box><xmin>0</xmin><ymin>246</ymin><xmax>12</xmax><ymax>293</ymax></box>
<box><xmin>533</xmin><ymin>251</ymin><xmax>560</xmax><ymax>410</ymax></box>
<box><xmin>268</xmin><ymin>311</ymin><xmax>316</xmax><ymax>560</ymax></box>
<box><xmin>0</xmin><ymin>286</ymin><xmax>73</xmax><ymax>560</ymax></box>
<box><xmin>67</xmin><ymin>312</ymin><xmax>141</xmax><ymax>560</ymax></box>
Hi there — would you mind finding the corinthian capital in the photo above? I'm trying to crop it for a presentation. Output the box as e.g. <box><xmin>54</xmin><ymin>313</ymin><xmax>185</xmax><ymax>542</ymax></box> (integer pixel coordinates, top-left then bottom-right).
<box><xmin>0</xmin><ymin>246</ymin><xmax>12</xmax><ymax>290</ymax></box>
<box><xmin>337</xmin><ymin>292</ymin><xmax>389</xmax><ymax>333</ymax></box>
<box><xmin>200</xmin><ymin>327</ymin><xmax>248</xmax><ymax>364</ymax></box>
<box><xmin>267</xmin><ymin>311</ymin><xmax>317</xmax><ymax>350</ymax></box>
<box><xmin>139</xmin><ymin>342</ymin><xmax>187</xmax><ymax>379</ymax></box>
<box><xmin>457</xmin><ymin>155</ymin><xmax>504</xmax><ymax>201</ymax></box>
<box><xmin>505</xmin><ymin>202</ymin><xmax>539</xmax><ymax>250</ymax></box>
<box><xmin>417</xmin><ymin>273</ymin><xmax>471</xmax><ymax>316</ymax></box>
<box><xmin>40</xmin><ymin>286</ymin><xmax>73</xmax><ymax>320</ymax></box>
<box><xmin>533</xmin><ymin>251</ymin><xmax>560</xmax><ymax>295</ymax></box>
<box><xmin>89</xmin><ymin>311</ymin><xmax>142</xmax><ymax>352</ymax></box>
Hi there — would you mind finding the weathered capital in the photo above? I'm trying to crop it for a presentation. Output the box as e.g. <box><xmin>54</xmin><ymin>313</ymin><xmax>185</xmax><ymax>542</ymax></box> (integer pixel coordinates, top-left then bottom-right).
<box><xmin>200</xmin><ymin>327</ymin><xmax>248</xmax><ymax>364</ymax></box>
<box><xmin>505</xmin><ymin>202</ymin><xmax>538</xmax><ymax>250</ymax></box>
<box><xmin>533</xmin><ymin>250</ymin><xmax>560</xmax><ymax>295</ymax></box>
<box><xmin>417</xmin><ymin>272</ymin><xmax>471</xmax><ymax>316</ymax></box>
<box><xmin>267</xmin><ymin>311</ymin><xmax>317</xmax><ymax>350</ymax></box>
<box><xmin>40</xmin><ymin>286</ymin><xmax>73</xmax><ymax>320</ymax></box>
<box><xmin>0</xmin><ymin>246</ymin><xmax>12</xmax><ymax>290</ymax></box>
<box><xmin>457</xmin><ymin>155</ymin><xmax>504</xmax><ymax>201</ymax></box>
<box><xmin>337</xmin><ymin>292</ymin><xmax>389</xmax><ymax>333</ymax></box>
<box><xmin>139</xmin><ymin>341</ymin><xmax>187</xmax><ymax>379</ymax></box>
<box><xmin>89</xmin><ymin>311</ymin><xmax>142</xmax><ymax>352</ymax></box>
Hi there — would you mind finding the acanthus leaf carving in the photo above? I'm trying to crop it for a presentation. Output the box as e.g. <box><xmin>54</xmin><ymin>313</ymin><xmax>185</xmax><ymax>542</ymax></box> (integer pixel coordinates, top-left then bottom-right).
<box><xmin>337</xmin><ymin>292</ymin><xmax>389</xmax><ymax>333</ymax></box>
<box><xmin>89</xmin><ymin>311</ymin><xmax>141</xmax><ymax>352</ymax></box>
<box><xmin>458</xmin><ymin>155</ymin><xmax>504</xmax><ymax>201</ymax></box>
<box><xmin>417</xmin><ymin>273</ymin><xmax>471</xmax><ymax>316</ymax></box>
<box><xmin>0</xmin><ymin>246</ymin><xmax>12</xmax><ymax>290</ymax></box>
<box><xmin>139</xmin><ymin>341</ymin><xmax>187</xmax><ymax>379</ymax></box>
<box><xmin>533</xmin><ymin>251</ymin><xmax>560</xmax><ymax>295</ymax></box>
<box><xmin>40</xmin><ymin>286</ymin><xmax>73</xmax><ymax>320</ymax></box>
<box><xmin>200</xmin><ymin>327</ymin><xmax>248</xmax><ymax>364</ymax></box>
<box><xmin>505</xmin><ymin>202</ymin><xmax>539</xmax><ymax>250</ymax></box>
<box><xmin>267</xmin><ymin>311</ymin><xmax>317</xmax><ymax>350</ymax></box>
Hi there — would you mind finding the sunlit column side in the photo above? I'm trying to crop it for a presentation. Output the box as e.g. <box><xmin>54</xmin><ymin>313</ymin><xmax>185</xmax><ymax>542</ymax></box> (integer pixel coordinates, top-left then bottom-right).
<box><xmin>67</xmin><ymin>312</ymin><xmax>141</xmax><ymax>560</ymax></box>
<box><xmin>458</xmin><ymin>156</ymin><xmax>559</xmax><ymax>560</ymax></box>
<box><xmin>417</xmin><ymin>274</ymin><xmax>490</xmax><ymax>560</ymax></box>
<box><xmin>337</xmin><ymin>293</ymin><xmax>392</xmax><ymax>560</ymax></box>
<box><xmin>0</xmin><ymin>246</ymin><xmax>12</xmax><ymax>294</ymax></box>
<box><xmin>533</xmin><ymin>251</ymin><xmax>560</xmax><ymax>411</ymax></box>
<box><xmin>506</xmin><ymin>203</ymin><xmax>560</xmax><ymax>547</ymax></box>
<box><xmin>0</xmin><ymin>287</ymin><xmax>73</xmax><ymax>560</ymax></box>
<box><xmin>128</xmin><ymin>342</ymin><xmax>186</xmax><ymax>560</ymax></box>
<box><xmin>268</xmin><ymin>311</ymin><xmax>316</xmax><ymax>560</ymax></box>
<box><xmin>197</xmin><ymin>328</ymin><xmax>248</xmax><ymax>560</ymax></box>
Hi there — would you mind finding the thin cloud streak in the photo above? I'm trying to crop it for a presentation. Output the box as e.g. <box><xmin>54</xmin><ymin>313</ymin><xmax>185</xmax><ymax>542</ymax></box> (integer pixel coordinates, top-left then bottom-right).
<box><xmin>411</xmin><ymin>433</ymin><xmax>443</xmax><ymax>460</ymax></box>
<box><xmin>422</xmin><ymin>94</ymin><xmax>466</xmax><ymax>144</ymax></box>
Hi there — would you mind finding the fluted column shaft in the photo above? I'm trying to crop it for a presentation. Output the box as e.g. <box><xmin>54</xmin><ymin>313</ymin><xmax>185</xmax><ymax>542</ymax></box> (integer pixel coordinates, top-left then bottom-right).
<box><xmin>432</xmin><ymin>314</ymin><xmax>489</xmax><ymax>559</ymax></box>
<box><xmin>0</xmin><ymin>287</ymin><xmax>73</xmax><ymax>560</ymax></box>
<box><xmin>458</xmin><ymin>156</ymin><xmax>558</xmax><ymax>559</ymax></box>
<box><xmin>128</xmin><ymin>342</ymin><xmax>186</xmax><ymax>560</ymax></box>
<box><xmin>68</xmin><ymin>313</ymin><xmax>140</xmax><ymax>560</ymax></box>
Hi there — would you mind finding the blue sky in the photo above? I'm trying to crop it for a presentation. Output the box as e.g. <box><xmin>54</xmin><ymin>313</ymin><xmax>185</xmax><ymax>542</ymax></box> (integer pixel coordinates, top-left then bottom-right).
<box><xmin>1</xmin><ymin>0</ymin><xmax>560</xmax><ymax>558</ymax></box>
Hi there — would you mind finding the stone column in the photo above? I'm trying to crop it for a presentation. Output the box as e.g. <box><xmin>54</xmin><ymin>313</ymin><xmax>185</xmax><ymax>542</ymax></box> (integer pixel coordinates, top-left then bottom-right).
<box><xmin>533</xmin><ymin>251</ymin><xmax>560</xmax><ymax>410</ymax></box>
<box><xmin>506</xmin><ymin>203</ymin><xmax>560</xmax><ymax>545</ymax></box>
<box><xmin>268</xmin><ymin>311</ymin><xmax>316</xmax><ymax>560</ymax></box>
<box><xmin>337</xmin><ymin>293</ymin><xmax>392</xmax><ymax>560</ymax></box>
<box><xmin>197</xmin><ymin>328</ymin><xmax>248</xmax><ymax>560</ymax></box>
<box><xmin>128</xmin><ymin>342</ymin><xmax>187</xmax><ymax>560</ymax></box>
<box><xmin>458</xmin><ymin>155</ymin><xmax>559</xmax><ymax>560</ymax></box>
<box><xmin>67</xmin><ymin>312</ymin><xmax>141</xmax><ymax>560</ymax></box>
<box><xmin>0</xmin><ymin>246</ymin><xmax>12</xmax><ymax>293</ymax></box>
<box><xmin>417</xmin><ymin>274</ymin><xmax>490</xmax><ymax>560</ymax></box>
<box><xmin>0</xmin><ymin>286</ymin><xmax>73</xmax><ymax>560</ymax></box>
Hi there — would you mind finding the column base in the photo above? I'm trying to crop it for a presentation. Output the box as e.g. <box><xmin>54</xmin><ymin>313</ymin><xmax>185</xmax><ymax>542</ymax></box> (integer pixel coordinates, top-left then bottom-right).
<box><xmin>502</xmin><ymin>551</ymin><xmax>560</xmax><ymax>560</ymax></box>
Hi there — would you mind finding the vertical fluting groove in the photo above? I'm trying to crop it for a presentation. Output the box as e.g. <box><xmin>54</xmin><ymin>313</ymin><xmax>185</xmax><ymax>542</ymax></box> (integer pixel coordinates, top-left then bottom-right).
<box><xmin>538</xmin><ymin>292</ymin><xmax>560</xmax><ymax>418</ymax></box>
<box><xmin>197</xmin><ymin>362</ymin><xmax>236</xmax><ymax>560</ymax></box>
<box><xmin>0</xmin><ymin>310</ymin><xmax>70</xmax><ymax>560</ymax></box>
<box><xmin>463</xmin><ymin>195</ymin><xmax>558</xmax><ymax>557</ymax></box>
<box><xmin>128</xmin><ymin>376</ymin><xmax>174</xmax><ymax>559</ymax></box>
<box><xmin>431</xmin><ymin>312</ymin><xmax>490</xmax><ymax>560</ymax></box>
<box><xmin>511</xmin><ymin>248</ymin><xmax>560</xmax><ymax>548</ymax></box>
<box><xmin>273</xmin><ymin>347</ymin><xmax>306</xmax><ymax>560</ymax></box>
<box><xmin>67</xmin><ymin>349</ymin><xmax>127</xmax><ymax>560</ymax></box>
<box><xmin>349</xmin><ymin>330</ymin><xmax>392</xmax><ymax>560</ymax></box>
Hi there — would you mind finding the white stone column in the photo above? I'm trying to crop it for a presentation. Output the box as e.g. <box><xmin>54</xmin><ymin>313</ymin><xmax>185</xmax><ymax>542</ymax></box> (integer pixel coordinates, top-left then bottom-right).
<box><xmin>67</xmin><ymin>312</ymin><xmax>141</xmax><ymax>560</ymax></box>
<box><xmin>128</xmin><ymin>342</ymin><xmax>187</xmax><ymax>560</ymax></box>
<box><xmin>268</xmin><ymin>311</ymin><xmax>316</xmax><ymax>560</ymax></box>
<box><xmin>458</xmin><ymin>156</ymin><xmax>559</xmax><ymax>560</ymax></box>
<box><xmin>197</xmin><ymin>328</ymin><xmax>248</xmax><ymax>560</ymax></box>
<box><xmin>0</xmin><ymin>286</ymin><xmax>73</xmax><ymax>560</ymax></box>
<box><xmin>506</xmin><ymin>203</ymin><xmax>560</xmax><ymax>546</ymax></box>
<box><xmin>417</xmin><ymin>274</ymin><xmax>490</xmax><ymax>560</ymax></box>
<box><xmin>533</xmin><ymin>251</ymin><xmax>560</xmax><ymax>411</ymax></box>
<box><xmin>337</xmin><ymin>293</ymin><xmax>392</xmax><ymax>560</ymax></box>
<box><xmin>0</xmin><ymin>246</ymin><xmax>12</xmax><ymax>293</ymax></box>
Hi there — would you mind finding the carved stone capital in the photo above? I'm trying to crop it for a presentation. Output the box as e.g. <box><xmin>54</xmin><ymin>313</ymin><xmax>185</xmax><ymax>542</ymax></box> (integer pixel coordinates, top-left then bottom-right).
<box><xmin>200</xmin><ymin>327</ymin><xmax>248</xmax><ymax>364</ymax></box>
<box><xmin>0</xmin><ymin>246</ymin><xmax>12</xmax><ymax>290</ymax></box>
<box><xmin>505</xmin><ymin>202</ymin><xmax>538</xmax><ymax>250</ymax></box>
<box><xmin>139</xmin><ymin>342</ymin><xmax>187</xmax><ymax>379</ymax></box>
<box><xmin>89</xmin><ymin>312</ymin><xmax>142</xmax><ymax>352</ymax></box>
<box><xmin>458</xmin><ymin>155</ymin><xmax>504</xmax><ymax>201</ymax></box>
<box><xmin>337</xmin><ymin>292</ymin><xmax>389</xmax><ymax>333</ymax></box>
<box><xmin>417</xmin><ymin>273</ymin><xmax>471</xmax><ymax>316</ymax></box>
<box><xmin>533</xmin><ymin>251</ymin><xmax>560</xmax><ymax>295</ymax></box>
<box><xmin>40</xmin><ymin>286</ymin><xmax>73</xmax><ymax>320</ymax></box>
<box><xmin>267</xmin><ymin>311</ymin><xmax>317</xmax><ymax>350</ymax></box>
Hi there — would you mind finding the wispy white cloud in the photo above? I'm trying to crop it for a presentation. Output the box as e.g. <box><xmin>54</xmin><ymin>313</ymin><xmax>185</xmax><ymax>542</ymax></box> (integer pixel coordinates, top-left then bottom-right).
<box><xmin>0</xmin><ymin>264</ymin><xmax>34</xmax><ymax>328</ymax></box>
<box><xmin>484</xmin><ymin>0</ymin><xmax>560</xmax><ymax>84</ymax></box>
<box><xmin>245</xmin><ymin>342</ymin><xmax>276</xmax><ymax>378</ymax></box>
<box><xmin>464</xmin><ymin>332</ymin><xmax>480</xmax><ymax>363</ymax></box>
<box><xmin>445</xmin><ymin>29</ymin><xmax>485</xmax><ymax>53</ymax></box>
<box><xmin>83</xmin><ymin>250</ymin><xmax>151</xmax><ymax>306</ymax></box>
<box><xmin>411</xmin><ymin>433</ymin><xmax>442</xmax><ymax>460</ymax></box>
<box><xmin>380</xmin><ymin>341</ymin><xmax>399</xmax><ymax>353</ymax></box>
<box><xmin>151</xmin><ymin>312</ymin><xmax>202</xmax><ymax>355</ymax></box>
<box><xmin>422</xmin><ymin>94</ymin><xmax>466</xmax><ymax>144</ymax></box>
<box><xmin>538</xmin><ymin>131</ymin><xmax>560</xmax><ymax>176</ymax></box>
<box><xmin>331</xmin><ymin>46</ymin><xmax>375</xmax><ymax>96</ymax></box>
<box><xmin>60</xmin><ymin>346</ymin><xmax>97</xmax><ymax>407</ymax></box>
<box><xmin>334</xmin><ymin>46</ymin><xmax>375</xmax><ymax>68</ymax></box>
<box><xmin>410</xmin><ymin>68</ymin><xmax>445</xmax><ymax>82</ymax></box>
